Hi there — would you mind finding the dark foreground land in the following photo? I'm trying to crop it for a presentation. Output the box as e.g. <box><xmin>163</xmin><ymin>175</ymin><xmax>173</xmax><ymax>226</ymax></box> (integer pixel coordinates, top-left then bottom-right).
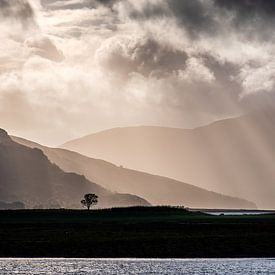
<box><xmin>1</xmin><ymin>207</ymin><xmax>275</xmax><ymax>258</ymax></box>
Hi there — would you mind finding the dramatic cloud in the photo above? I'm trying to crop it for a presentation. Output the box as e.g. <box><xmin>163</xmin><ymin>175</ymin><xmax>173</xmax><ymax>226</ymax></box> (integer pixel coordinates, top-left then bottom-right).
<box><xmin>1</xmin><ymin>0</ymin><xmax>275</xmax><ymax>145</ymax></box>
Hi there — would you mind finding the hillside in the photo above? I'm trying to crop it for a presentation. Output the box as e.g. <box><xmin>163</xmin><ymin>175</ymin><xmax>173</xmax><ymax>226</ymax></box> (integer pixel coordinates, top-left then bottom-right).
<box><xmin>61</xmin><ymin>109</ymin><xmax>275</xmax><ymax>209</ymax></box>
<box><xmin>13</xmin><ymin>136</ymin><xmax>256</xmax><ymax>209</ymax></box>
<box><xmin>0</xmin><ymin>129</ymin><xmax>149</xmax><ymax>208</ymax></box>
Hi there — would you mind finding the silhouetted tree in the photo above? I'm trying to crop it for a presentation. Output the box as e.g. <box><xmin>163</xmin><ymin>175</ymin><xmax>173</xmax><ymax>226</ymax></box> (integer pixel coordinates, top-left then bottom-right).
<box><xmin>81</xmin><ymin>193</ymin><xmax>98</xmax><ymax>210</ymax></box>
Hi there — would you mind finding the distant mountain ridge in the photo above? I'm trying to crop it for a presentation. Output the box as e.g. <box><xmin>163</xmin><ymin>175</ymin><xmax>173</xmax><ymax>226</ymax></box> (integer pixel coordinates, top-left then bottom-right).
<box><xmin>0</xmin><ymin>128</ymin><xmax>150</xmax><ymax>208</ymax></box>
<box><xmin>61</xmin><ymin>109</ymin><xmax>275</xmax><ymax>209</ymax></box>
<box><xmin>13</xmin><ymin>135</ymin><xmax>256</xmax><ymax>209</ymax></box>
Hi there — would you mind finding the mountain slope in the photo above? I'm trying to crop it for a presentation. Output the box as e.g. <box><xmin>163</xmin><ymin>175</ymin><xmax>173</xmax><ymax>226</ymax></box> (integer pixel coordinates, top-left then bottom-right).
<box><xmin>0</xmin><ymin>129</ymin><xmax>149</xmax><ymax>208</ymax></box>
<box><xmin>61</xmin><ymin>109</ymin><xmax>275</xmax><ymax>209</ymax></box>
<box><xmin>13</xmin><ymin>136</ymin><xmax>256</xmax><ymax>209</ymax></box>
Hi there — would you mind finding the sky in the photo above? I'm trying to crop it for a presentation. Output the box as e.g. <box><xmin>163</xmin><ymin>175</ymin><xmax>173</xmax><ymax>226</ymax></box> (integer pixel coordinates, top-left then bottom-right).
<box><xmin>1</xmin><ymin>0</ymin><xmax>275</xmax><ymax>146</ymax></box>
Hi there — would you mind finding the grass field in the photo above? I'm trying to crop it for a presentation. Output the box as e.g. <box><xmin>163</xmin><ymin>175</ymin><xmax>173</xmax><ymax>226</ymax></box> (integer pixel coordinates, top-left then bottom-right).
<box><xmin>1</xmin><ymin>206</ymin><xmax>275</xmax><ymax>258</ymax></box>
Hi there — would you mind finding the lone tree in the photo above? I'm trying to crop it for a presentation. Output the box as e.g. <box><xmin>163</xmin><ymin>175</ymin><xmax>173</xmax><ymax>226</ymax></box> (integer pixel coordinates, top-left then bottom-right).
<box><xmin>81</xmin><ymin>193</ymin><xmax>98</xmax><ymax>210</ymax></box>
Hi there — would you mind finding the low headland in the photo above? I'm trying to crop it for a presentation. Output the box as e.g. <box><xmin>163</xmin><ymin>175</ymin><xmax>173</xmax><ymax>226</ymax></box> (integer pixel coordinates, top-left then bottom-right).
<box><xmin>1</xmin><ymin>206</ymin><xmax>275</xmax><ymax>258</ymax></box>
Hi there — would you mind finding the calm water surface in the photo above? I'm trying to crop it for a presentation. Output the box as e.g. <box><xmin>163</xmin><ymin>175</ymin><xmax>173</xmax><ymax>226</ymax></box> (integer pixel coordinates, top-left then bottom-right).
<box><xmin>0</xmin><ymin>258</ymin><xmax>275</xmax><ymax>274</ymax></box>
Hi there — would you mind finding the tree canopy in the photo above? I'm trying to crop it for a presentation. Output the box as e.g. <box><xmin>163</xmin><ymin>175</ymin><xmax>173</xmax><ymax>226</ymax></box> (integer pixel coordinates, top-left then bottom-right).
<box><xmin>81</xmin><ymin>193</ymin><xmax>98</xmax><ymax>210</ymax></box>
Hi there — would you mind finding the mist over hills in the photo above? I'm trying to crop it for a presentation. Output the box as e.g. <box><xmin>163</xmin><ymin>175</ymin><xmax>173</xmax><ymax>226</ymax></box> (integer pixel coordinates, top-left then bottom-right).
<box><xmin>13</xmin><ymin>135</ymin><xmax>256</xmax><ymax>209</ymax></box>
<box><xmin>62</xmin><ymin>109</ymin><xmax>275</xmax><ymax>209</ymax></box>
<box><xmin>0</xmin><ymin>129</ymin><xmax>149</xmax><ymax>208</ymax></box>
<box><xmin>0</xmin><ymin>0</ymin><xmax>274</xmax><ymax>213</ymax></box>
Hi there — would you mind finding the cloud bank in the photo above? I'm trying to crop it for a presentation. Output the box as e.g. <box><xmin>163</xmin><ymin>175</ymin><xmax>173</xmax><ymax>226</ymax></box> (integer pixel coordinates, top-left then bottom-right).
<box><xmin>1</xmin><ymin>0</ymin><xmax>275</xmax><ymax>145</ymax></box>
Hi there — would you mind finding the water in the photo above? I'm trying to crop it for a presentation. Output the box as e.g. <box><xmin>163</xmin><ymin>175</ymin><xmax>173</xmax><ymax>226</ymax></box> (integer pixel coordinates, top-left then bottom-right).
<box><xmin>0</xmin><ymin>258</ymin><xmax>275</xmax><ymax>274</ymax></box>
<box><xmin>205</xmin><ymin>211</ymin><xmax>272</xmax><ymax>216</ymax></box>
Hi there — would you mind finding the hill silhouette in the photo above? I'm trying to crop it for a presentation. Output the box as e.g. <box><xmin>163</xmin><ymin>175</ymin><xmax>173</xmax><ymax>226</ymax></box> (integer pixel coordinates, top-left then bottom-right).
<box><xmin>13</xmin><ymin>134</ymin><xmax>256</xmax><ymax>209</ymax></box>
<box><xmin>62</xmin><ymin>109</ymin><xmax>275</xmax><ymax>209</ymax></box>
<box><xmin>0</xmin><ymin>129</ymin><xmax>150</xmax><ymax>208</ymax></box>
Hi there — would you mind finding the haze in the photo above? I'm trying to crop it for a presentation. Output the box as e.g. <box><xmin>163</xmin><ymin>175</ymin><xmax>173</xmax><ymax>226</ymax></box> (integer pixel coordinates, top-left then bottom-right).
<box><xmin>1</xmin><ymin>0</ymin><xmax>275</xmax><ymax>145</ymax></box>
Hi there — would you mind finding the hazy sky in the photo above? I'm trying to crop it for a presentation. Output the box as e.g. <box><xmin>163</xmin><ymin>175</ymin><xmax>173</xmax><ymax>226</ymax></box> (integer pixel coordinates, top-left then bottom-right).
<box><xmin>1</xmin><ymin>0</ymin><xmax>275</xmax><ymax>145</ymax></box>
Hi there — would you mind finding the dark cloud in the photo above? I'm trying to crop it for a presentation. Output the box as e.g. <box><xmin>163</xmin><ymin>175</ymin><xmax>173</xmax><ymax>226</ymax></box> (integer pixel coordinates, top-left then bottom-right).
<box><xmin>97</xmin><ymin>36</ymin><xmax>188</xmax><ymax>77</ymax></box>
<box><xmin>125</xmin><ymin>0</ymin><xmax>218</xmax><ymax>38</ymax></box>
<box><xmin>214</xmin><ymin>0</ymin><xmax>275</xmax><ymax>40</ymax></box>
<box><xmin>215</xmin><ymin>0</ymin><xmax>275</xmax><ymax>17</ymax></box>
<box><xmin>122</xmin><ymin>0</ymin><xmax>275</xmax><ymax>40</ymax></box>
<box><xmin>38</xmin><ymin>0</ymin><xmax>275</xmax><ymax>41</ymax></box>
<box><xmin>166</xmin><ymin>0</ymin><xmax>219</xmax><ymax>37</ymax></box>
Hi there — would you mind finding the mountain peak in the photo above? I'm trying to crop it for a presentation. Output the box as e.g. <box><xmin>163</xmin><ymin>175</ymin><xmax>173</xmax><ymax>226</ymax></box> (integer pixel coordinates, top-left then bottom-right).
<box><xmin>0</xmin><ymin>129</ymin><xmax>12</xmax><ymax>143</ymax></box>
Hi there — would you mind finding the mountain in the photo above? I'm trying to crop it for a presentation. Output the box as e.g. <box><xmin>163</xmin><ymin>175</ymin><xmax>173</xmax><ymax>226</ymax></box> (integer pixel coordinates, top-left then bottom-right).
<box><xmin>13</xmin><ymin>135</ymin><xmax>256</xmax><ymax>209</ymax></box>
<box><xmin>0</xmin><ymin>129</ymin><xmax>149</xmax><ymax>208</ymax></box>
<box><xmin>61</xmin><ymin>109</ymin><xmax>275</xmax><ymax>209</ymax></box>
